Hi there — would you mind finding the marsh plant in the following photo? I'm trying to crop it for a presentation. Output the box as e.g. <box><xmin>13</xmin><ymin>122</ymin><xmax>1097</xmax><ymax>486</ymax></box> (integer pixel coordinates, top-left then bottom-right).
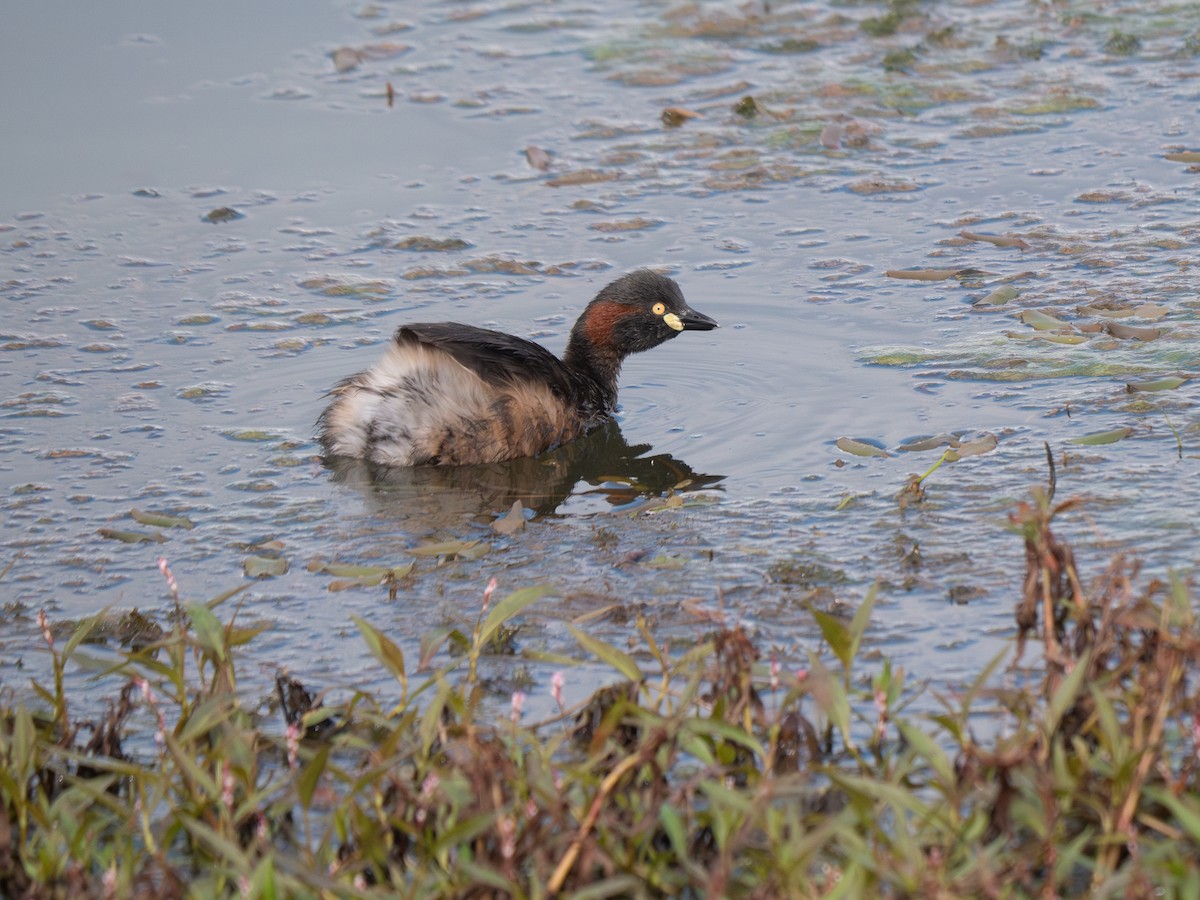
<box><xmin>3</xmin><ymin>485</ymin><xmax>1200</xmax><ymax>897</ymax></box>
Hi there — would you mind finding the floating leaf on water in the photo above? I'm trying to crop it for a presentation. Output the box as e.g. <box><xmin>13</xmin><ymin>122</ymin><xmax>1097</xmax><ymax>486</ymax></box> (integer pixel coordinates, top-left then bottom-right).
<box><xmin>1018</xmin><ymin>309</ymin><xmax>1069</xmax><ymax>331</ymax></box>
<box><xmin>1104</xmin><ymin>32</ymin><xmax>1141</xmax><ymax>56</ymax></box>
<box><xmin>1131</xmin><ymin>303</ymin><xmax>1169</xmax><ymax>320</ymax></box>
<box><xmin>130</xmin><ymin>508</ymin><xmax>194</xmax><ymax>530</ymax></box>
<box><xmin>1014</xmin><ymin>94</ymin><xmax>1100</xmax><ymax>115</ymax></box>
<box><xmin>203</xmin><ymin>207</ymin><xmax>243</xmax><ymax>224</ymax></box>
<box><xmin>524</xmin><ymin>146</ymin><xmax>552</xmax><ymax>170</ymax></box>
<box><xmin>1076</xmin><ymin>189</ymin><xmax>1129</xmax><ymax>204</ymax></box>
<box><xmin>1075</xmin><ymin>303</ymin><xmax>1133</xmax><ymax>319</ymax></box>
<box><xmin>1165</xmin><ymin>151</ymin><xmax>1200</xmax><ymax>163</ymax></box>
<box><xmin>1126</xmin><ymin>376</ymin><xmax>1188</xmax><ymax>393</ymax></box>
<box><xmin>308</xmin><ymin>560</ymin><xmax>414</xmax><ymax>588</ymax></box>
<box><xmin>545</xmin><ymin>169</ymin><xmax>619</xmax><ymax>187</ymax></box>
<box><xmin>394</xmin><ymin>236</ymin><xmax>471</xmax><ymax>252</ymax></box>
<box><xmin>661</xmin><ymin>106</ymin><xmax>702</xmax><ymax>128</ymax></box>
<box><xmin>897</xmin><ymin>434</ymin><xmax>957</xmax><ymax>452</ymax></box>
<box><xmin>309</xmin><ymin>561</ymin><xmax>381</xmax><ymax>577</ymax></box>
<box><xmin>492</xmin><ymin>500</ymin><xmax>527</xmax><ymax>536</ymax></box>
<box><xmin>835</xmin><ymin>437</ymin><xmax>890</xmax><ymax>458</ymax></box>
<box><xmin>98</xmin><ymin>527</ymin><xmax>167</xmax><ymax>544</ymax></box>
<box><xmin>1104</xmin><ymin>322</ymin><xmax>1161</xmax><ymax>341</ymax></box>
<box><xmin>331</xmin><ymin>46</ymin><xmax>365</xmax><ymax>72</ymax></box>
<box><xmin>221</xmin><ymin>429</ymin><xmax>283</xmax><ymax>443</ymax></box>
<box><xmin>409</xmin><ymin>539</ymin><xmax>489</xmax><ymax>560</ymax></box>
<box><xmin>943</xmin><ymin>433</ymin><xmax>998</xmax><ymax>461</ymax></box>
<box><xmin>1004</xmin><ymin>330</ymin><xmax>1087</xmax><ymax>345</ymax></box>
<box><xmin>1042</xmin><ymin>333</ymin><xmax>1090</xmax><ymax>347</ymax></box>
<box><xmin>589</xmin><ymin>218</ymin><xmax>662</xmax><ymax>233</ymax></box>
<box><xmin>976</xmin><ymin>285</ymin><xmax>1019</xmax><ymax>306</ymax></box>
<box><xmin>885</xmin><ymin>267</ymin><xmax>980</xmax><ymax>281</ymax></box>
<box><xmin>959</xmin><ymin>230</ymin><xmax>1030</xmax><ymax>250</ymax></box>
<box><xmin>1068</xmin><ymin>427</ymin><xmax>1134</xmax><ymax>446</ymax></box>
<box><xmin>733</xmin><ymin>95</ymin><xmax>768</xmax><ymax>118</ymax></box>
<box><xmin>847</xmin><ymin>177</ymin><xmax>920</xmax><ymax>196</ymax></box>
<box><xmin>244</xmin><ymin>556</ymin><xmax>288</xmax><ymax>578</ymax></box>
<box><xmin>643</xmin><ymin>553</ymin><xmax>686</xmax><ymax>569</ymax></box>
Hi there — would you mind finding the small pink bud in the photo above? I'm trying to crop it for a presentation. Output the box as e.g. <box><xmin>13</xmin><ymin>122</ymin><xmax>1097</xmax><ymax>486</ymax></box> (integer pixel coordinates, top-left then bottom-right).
<box><xmin>285</xmin><ymin>722</ymin><xmax>301</xmax><ymax>770</ymax></box>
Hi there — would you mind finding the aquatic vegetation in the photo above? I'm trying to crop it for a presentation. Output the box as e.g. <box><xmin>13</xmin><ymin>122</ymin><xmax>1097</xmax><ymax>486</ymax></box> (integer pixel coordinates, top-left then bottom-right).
<box><xmin>6</xmin><ymin>482</ymin><xmax>1200</xmax><ymax>895</ymax></box>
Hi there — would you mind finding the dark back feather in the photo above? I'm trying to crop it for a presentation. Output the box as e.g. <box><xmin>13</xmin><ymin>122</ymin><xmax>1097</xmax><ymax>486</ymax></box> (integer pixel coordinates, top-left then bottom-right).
<box><xmin>397</xmin><ymin>323</ymin><xmax>577</xmax><ymax>400</ymax></box>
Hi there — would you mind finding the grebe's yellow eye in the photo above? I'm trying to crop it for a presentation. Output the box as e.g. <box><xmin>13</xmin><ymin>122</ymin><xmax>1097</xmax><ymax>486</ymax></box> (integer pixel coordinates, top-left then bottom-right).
<box><xmin>652</xmin><ymin>302</ymin><xmax>666</xmax><ymax>316</ymax></box>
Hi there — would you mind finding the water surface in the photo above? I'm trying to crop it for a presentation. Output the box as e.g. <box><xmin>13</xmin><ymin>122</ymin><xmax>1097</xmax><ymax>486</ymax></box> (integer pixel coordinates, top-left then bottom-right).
<box><xmin>3</xmin><ymin>0</ymin><xmax>1198</xmax><ymax>714</ymax></box>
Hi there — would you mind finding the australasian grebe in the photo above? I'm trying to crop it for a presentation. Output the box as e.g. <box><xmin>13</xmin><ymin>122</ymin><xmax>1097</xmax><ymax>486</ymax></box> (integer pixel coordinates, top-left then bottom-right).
<box><xmin>317</xmin><ymin>269</ymin><xmax>718</xmax><ymax>467</ymax></box>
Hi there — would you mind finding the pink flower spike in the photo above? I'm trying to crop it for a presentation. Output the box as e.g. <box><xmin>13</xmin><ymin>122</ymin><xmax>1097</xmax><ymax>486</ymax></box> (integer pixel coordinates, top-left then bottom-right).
<box><xmin>157</xmin><ymin>557</ymin><xmax>179</xmax><ymax>601</ymax></box>
<box><xmin>37</xmin><ymin>610</ymin><xmax>53</xmax><ymax>650</ymax></box>
<box><xmin>510</xmin><ymin>690</ymin><xmax>526</xmax><ymax>724</ymax></box>
<box><xmin>221</xmin><ymin>762</ymin><xmax>235</xmax><ymax>808</ymax></box>
<box><xmin>551</xmin><ymin>671</ymin><xmax>565</xmax><ymax>710</ymax></box>
<box><xmin>482</xmin><ymin>576</ymin><xmax>498</xmax><ymax>612</ymax></box>
<box><xmin>795</xmin><ymin>668</ymin><xmax>809</xmax><ymax>683</ymax></box>
<box><xmin>285</xmin><ymin>722</ymin><xmax>301</xmax><ymax>770</ymax></box>
<box><xmin>770</xmin><ymin>653</ymin><xmax>780</xmax><ymax>692</ymax></box>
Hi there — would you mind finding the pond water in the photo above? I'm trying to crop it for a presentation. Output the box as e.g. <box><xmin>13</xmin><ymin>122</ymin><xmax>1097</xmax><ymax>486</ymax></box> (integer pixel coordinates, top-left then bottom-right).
<box><xmin>3</xmin><ymin>0</ymin><xmax>1198</xmax><ymax>716</ymax></box>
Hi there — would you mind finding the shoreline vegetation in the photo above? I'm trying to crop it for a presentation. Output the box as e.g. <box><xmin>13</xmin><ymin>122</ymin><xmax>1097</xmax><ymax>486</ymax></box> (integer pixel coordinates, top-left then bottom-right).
<box><xmin>3</xmin><ymin>475</ymin><xmax>1200</xmax><ymax>898</ymax></box>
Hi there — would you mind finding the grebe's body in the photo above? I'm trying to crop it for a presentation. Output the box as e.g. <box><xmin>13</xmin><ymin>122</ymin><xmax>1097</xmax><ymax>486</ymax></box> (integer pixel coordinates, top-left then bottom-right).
<box><xmin>317</xmin><ymin>269</ymin><xmax>717</xmax><ymax>467</ymax></box>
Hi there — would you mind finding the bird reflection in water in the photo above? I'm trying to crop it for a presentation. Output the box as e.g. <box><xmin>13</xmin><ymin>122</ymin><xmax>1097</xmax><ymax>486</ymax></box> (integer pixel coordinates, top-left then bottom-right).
<box><xmin>323</xmin><ymin>419</ymin><xmax>723</xmax><ymax>525</ymax></box>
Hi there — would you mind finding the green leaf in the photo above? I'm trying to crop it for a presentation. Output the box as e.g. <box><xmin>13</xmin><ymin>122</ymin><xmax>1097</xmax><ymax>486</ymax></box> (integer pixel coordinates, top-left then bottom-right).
<box><xmin>62</xmin><ymin>612</ymin><xmax>105</xmax><ymax>660</ymax></box>
<box><xmin>1068</xmin><ymin>427</ymin><xmax>1133</xmax><ymax>446</ymax></box>
<box><xmin>846</xmin><ymin>583</ymin><xmax>877</xmax><ymax>665</ymax></box>
<box><xmin>567</xmin><ymin>625</ymin><xmax>642</xmax><ymax>682</ymax></box>
<box><xmin>243</xmin><ymin>555</ymin><xmax>288</xmax><ymax>578</ymax></box>
<box><xmin>682</xmin><ymin>717</ymin><xmax>765</xmax><ymax>758</ymax></box>
<box><xmin>131</xmin><ymin>508</ymin><xmax>195</xmax><ymax>530</ymax></box>
<box><xmin>659</xmin><ymin>803</ymin><xmax>688</xmax><ymax>860</ymax></box>
<box><xmin>811</xmin><ymin>609</ymin><xmax>851</xmax><ymax>669</ymax></box>
<box><xmin>165</xmin><ymin>732</ymin><xmax>218</xmax><ymax>796</ymax></box>
<box><xmin>479</xmin><ymin>584</ymin><xmax>554</xmax><ymax>648</ymax></box>
<box><xmin>1045</xmin><ymin>652</ymin><xmax>1090</xmax><ymax>737</ymax></box>
<box><xmin>187</xmin><ymin>603</ymin><xmax>227</xmax><ymax>662</ymax></box>
<box><xmin>353</xmin><ymin>616</ymin><xmax>407</xmax><ymax>696</ymax></box>
<box><xmin>835</xmin><ymin>436</ymin><xmax>890</xmax><ymax>458</ymax></box>
<box><xmin>1148</xmin><ymin>788</ymin><xmax>1200</xmax><ymax>842</ymax></box>
<box><xmin>297</xmin><ymin>744</ymin><xmax>330</xmax><ymax>810</ymax></box>
<box><xmin>895</xmin><ymin>719</ymin><xmax>954</xmax><ymax>785</ymax></box>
